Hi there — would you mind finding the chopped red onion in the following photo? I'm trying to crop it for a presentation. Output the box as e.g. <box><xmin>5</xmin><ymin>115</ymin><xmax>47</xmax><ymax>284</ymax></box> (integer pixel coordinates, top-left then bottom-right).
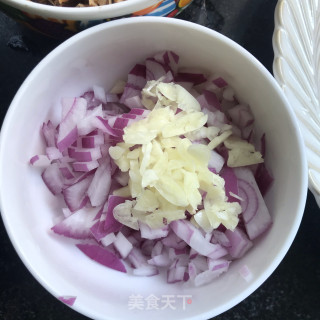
<box><xmin>52</xmin><ymin>206</ymin><xmax>101</xmax><ymax>239</ymax></box>
<box><xmin>104</xmin><ymin>195</ymin><xmax>127</xmax><ymax>234</ymax></box>
<box><xmin>95</xmin><ymin>116</ymin><xmax>124</xmax><ymax>137</ymax></box>
<box><xmin>59</xmin><ymin>164</ymin><xmax>75</xmax><ymax>180</ymax></box>
<box><xmin>161</xmin><ymin>231</ymin><xmax>188</xmax><ymax>250</ymax></box>
<box><xmin>42</xmin><ymin>163</ymin><xmax>64</xmax><ymax>195</ymax></box>
<box><xmin>208</xmin><ymin>258</ymin><xmax>230</xmax><ymax>271</ymax></box>
<box><xmin>151</xmin><ymin>241</ymin><xmax>163</xmax><ymax>258</ymax></box>
<box><xmin>238</xmin><ymin>179</ymin><xmax>258</xmax><ymax>223</ymax></box>
<box><xmin>127</xmin><ymin>64</ymin><xmax>147</xmax><ymax>88</ymax></box>
<box><xmin>234</xmin><ymin>167</ymin><xmax>272</xmax><ymax>240</ymax></box>
<box><xmin>57</xmin><ymin>98</ymin><xmax>87</xmax><ymax>152</ymax></box>
<box><xmin>146</xmin><ymin>58</ymin><xmax>173</xmax><ymax>82</ymax></box>
<box><xmin>175</xmin><ymin>72</ymin><xmax>207</xmax><ymax>85</ymax></box>
<box><xmin>255</xmin><ymin>162</ymin><xmax>274</xmax><ymax>197</ymax></box>
<box><xmin>87</xmin><ymin>159</ymin><xmax>112</xmax><ymax>207</ymax></box>
<box><xmin>223</xmin><ymin>87</ymin><xmax>235</xmax><ymax>101</ymax></box>
<box><xmin>139</xmin><ymin>222</ymin><xmax>169</xmax><ymax>240</ymax></box>
<box><xmin>76</xmin><ymin>243</ymin><xmax>126</xmax><ymax>273</ymax></box>
<box><xmin>30</xmin><ymin>154</ymin><xmax>51</xmax><ymax>167</ymax></box>
<box><xmin>113</xmin><ymin>231</ymin><xmax>133</xmax><ymax>259</ymax></box>
<box><xmin>41</xmin><ymin>120</ymin><xmax>56</xmax><ymax>147</ymax></box>
<box><xmin>225</xmin><ymin>227</ymin><xmax>253</xmax><ymax>259</ymax></box>
<box><xmin>212</xmin><ymin>76</ymin><xmax>228</xmax><ymax>88</ymax></box>
<box><xmin>228</xmin><ymin>104</ymin><xmax>254</xmax><ymax>129</ymax></box>
<box><xmin>93</xmin><ymin>85</ymin><xmax>107</xmax><ymax>104</ymax></box>
<box><xmin>219</xmin><ymin>166</ymin><xmax>239</xmax><ymax>202</ymax></box>
<box><xmin>197</xmin><ymin>90</ymin><xmax>221</xmax><ymax>111</ymax></box>
<box><xmin>171</xmin><ymin>220</ymin><xmax>228</xmax><ymax>259</ymax></box>
<box><xmin>46</xmin><ymin>147</ymin><xmax>63</xmax><ymax>160</ymax></box>
<box><xmin>238</xmin><ymin>264</ymin><xmax>253</xmax><ymax>282</ymax></box>
<box><xmin>188</xmin><ymin>262</ymin><xmax>198</xmax><ymax>280</ymax></box>
<box><xmin>132</xmin><ymin>265</ymin><xmax>159</xmax><ymax>277</ymax></box>
<box><xmin>167</xmin><ymin>265</ymin><xmax>186</xmax><ymax>284</ymax></box>
<box><xmin>123</xmin><ymin>96</ymin><xmax>144</xmax><ymax>109</ymax></box>
<box><xmin>90</xmin><ymin>213</ymin><xmax>107</xmax><ymax>241</ymax></box>
<box><xmin>127</xmin><ymin>246</ymin><xmax>149</xmax><ymax>269</ymax></box>
<box><xmin>212</xmin><ymin>230</ymin><xmax>231</xmax><ymax>248</ymax></box>
<box><xmin>100</xmin><ymin>232</ymin><xmax>116</xmax><ymax>247</ymax></box>
<box><xmin>62</xmin><ymin>207</ymin><xmax>72</xmax><ymax>218</ymax></box>
<box><xmin>68</xmin><ymin>146</ymin><xmax>102</xmax><ymax>162</ymax></box>
<box><xmin>72</xmin><ymin>160</ymin><xmax>99</xmax><ymax>172</ymax></box>
<box><xmin>58</xmin><ymin>296</ymin><xmax>77</xmax><ymax>306</ymax></box>
<box><xmin>194</xmin><ymin>264</ymin><xmax>229</xmax><ymax>287</ymax></box>
<box><xmin>62</xmin><ymin>174</ymin><xmax>92</xmax><ymax>212</ymax></box>
<box><xmin>148</xmin><ymin>253</ymin><xmax>171</xmax><ymax>267</ymax></box>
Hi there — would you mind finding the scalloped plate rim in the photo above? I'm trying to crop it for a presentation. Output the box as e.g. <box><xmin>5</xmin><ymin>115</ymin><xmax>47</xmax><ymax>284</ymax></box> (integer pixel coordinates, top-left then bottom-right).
<box><xmin>272</xmin><ymin>0</ymin><xmax>320</xmax><ymax>207</ymax></box>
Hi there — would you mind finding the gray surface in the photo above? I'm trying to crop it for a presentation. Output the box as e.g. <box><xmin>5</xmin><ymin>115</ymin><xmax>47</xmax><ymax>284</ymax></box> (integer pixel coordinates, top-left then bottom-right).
<box><xmin>0</xmin><ymin>0</ymin><xmax>320</xmax><ymax>319</ymax></box>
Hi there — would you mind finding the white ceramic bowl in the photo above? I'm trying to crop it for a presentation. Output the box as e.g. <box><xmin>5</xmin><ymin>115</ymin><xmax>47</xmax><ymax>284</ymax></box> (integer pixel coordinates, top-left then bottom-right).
<box><xmin>0</xmin><ymin>0</ymin><xmax>192</xmax><ymax>37</ymax></box>
<box><xmin>0</xmin><ymin>17</ymin><xmax>308</xmax><ymax>319</ymax></box>
<box><xmin>1</xmin><ymin>0</ymin><xmax>160</xmax><ymax>19</ymax></box>
<box><xmin>273</xmin><ymin>0</ymin><xmax>320</xmax><ymax>207</ymax></box>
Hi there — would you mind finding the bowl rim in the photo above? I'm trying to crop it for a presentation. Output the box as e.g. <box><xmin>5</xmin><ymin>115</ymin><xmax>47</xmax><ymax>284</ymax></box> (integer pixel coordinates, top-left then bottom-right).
<box><xmin>0</xmin><ymin>0</ymin><xmax>162</xmax><ymax>19</ymax></box>
<box><xmin>0</xmin><ymin>16</ymin><xmax>308</xmax><ymax>319</ymax></box>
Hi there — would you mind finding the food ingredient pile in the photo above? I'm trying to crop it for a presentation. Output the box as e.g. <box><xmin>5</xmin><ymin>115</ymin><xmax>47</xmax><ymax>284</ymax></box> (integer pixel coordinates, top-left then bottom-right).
<box><xmin>30</xmin><ymin>0</ymin><xmax>125</xmax><ymax>7</ymax></box>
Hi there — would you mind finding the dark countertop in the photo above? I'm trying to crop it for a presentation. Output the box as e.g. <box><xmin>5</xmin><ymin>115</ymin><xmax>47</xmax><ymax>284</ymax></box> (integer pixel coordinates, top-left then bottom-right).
<box><xmin>0</xmin><ymin>1</ymin><xmax>320</xmax><ymax>319</ymax></box>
